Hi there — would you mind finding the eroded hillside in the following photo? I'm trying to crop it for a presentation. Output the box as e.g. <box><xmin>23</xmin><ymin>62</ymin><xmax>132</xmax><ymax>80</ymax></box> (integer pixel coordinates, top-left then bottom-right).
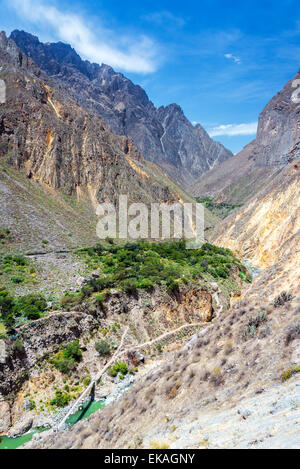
<box><xmin>213</xmin><ymin>160</ymin><xmax>300</xmax><ymax>298</ymax></box>
<box><xmin>0</xmin><ymin>32</ymin><xmax>195</xmax><ymax>211</ymax></box>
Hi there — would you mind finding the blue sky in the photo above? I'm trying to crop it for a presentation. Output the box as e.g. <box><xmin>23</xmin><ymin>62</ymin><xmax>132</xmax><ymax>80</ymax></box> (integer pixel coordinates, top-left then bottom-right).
<box><xmin>2</xmin><ymin>0</ymin><xmax>300</xmax><ymax>153</ymax></box>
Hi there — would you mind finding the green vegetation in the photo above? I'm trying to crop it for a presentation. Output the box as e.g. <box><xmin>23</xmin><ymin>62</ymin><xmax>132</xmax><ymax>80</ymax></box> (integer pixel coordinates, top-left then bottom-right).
<box><xmin>77</xmin><ymin>240</ymin><xmax>249</xmax><ymax>305</ymax></box>
<box><xmin>242</xmin><ymin>312</ymin><xmax>267</xmax><ymax>340</ymax></box>
<box><xmin>107</xmin><ymin>361</ymin><xmax>128</xmax><ymax>378</ymax></box>
<box><xmin>14</xmin><ymin>294</ymin><xmax>47</xmax><ymax>320</ymax></box>
<box><xmin>50</xmin><ymin>340</ymin><xmax>82</xmax><ymax>374</ymax></box>
<box><xmin>0</xmin><ymin>288</ymin><xmax>47</xmax><ymax>333</ymax></box>
<box><xmin>281</xmin><ymin>366</ymin><xmax>300</xmax><ymax>383</ymax></box>
<box><xmin>0</xmin><ymin>322</ymin><xmax>7</xmax><ymax>339</ymax></box>
<box><xmin>12</xmin><ymin>338</ymin><xmax>25</xmax><ymax>354</ymax></box>
<box><xmin>81</xmin><ymin>375</ymin><xmax>92</xmax><ymax>387</ymax></box>
<box><xmin>50</xmin><ymin>390</ymin><xmax>71</xmax><ymax>408</ymax></box>
<box><xmin>95</xmin><ymin>340</ymin><xmax>111</xmax><ymax>356</ymax></box>
<box><xmin>0</xmin><ymin>253</ymin><xmax>37</xmax><ymax>288</ymax></box>
<box><xmin>274</xmin><ymin>292</ymin><xmax>293</xmax><ymax>308</ymax></box>
<box><xmin>196</xmin><ymin>197</ymin><xmax>242</xmax><ymax>219</ymax></box>
<box><xmin>0</xmin><ymin>227</ymin><xmax>13</xmax><ymax>244</ymax></box>
<box><xmin>60</xmin><ymin>292</ymin><xmax>83</xmax><ymax>311</ymax></box>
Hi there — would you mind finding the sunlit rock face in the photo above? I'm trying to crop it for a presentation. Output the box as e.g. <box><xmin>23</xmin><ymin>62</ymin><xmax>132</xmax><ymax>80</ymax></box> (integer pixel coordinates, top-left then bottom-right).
<box><xmin>0</xmin><ymin>32</ymin><xmax>186</xmax><ymax>207</ymax></box>
<box><xmin>0</xmin><ymin>79</ymin><xmax>6</xmax><ymax>104</ymax></box>
<box><xmin>10</xmin><ymin>30</ymin><xmax>233</xmax><ymax>189</ymax></box>
<box><xmin>213</xmin><ymin>160</ymin><xmax>300</xmax><ymax>297</ymax></box>
<box><xmin>255</xmin><ymin>71</ymin><xmax>300</xmax><ymax>167</ymax></box>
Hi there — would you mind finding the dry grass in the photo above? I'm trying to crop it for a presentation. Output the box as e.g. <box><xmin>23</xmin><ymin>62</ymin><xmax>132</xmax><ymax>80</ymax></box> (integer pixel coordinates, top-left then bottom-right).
<box><xmin>29</xmin><ymin>295</ymin><xmax>300</xmax><ymax>449</ymax></box>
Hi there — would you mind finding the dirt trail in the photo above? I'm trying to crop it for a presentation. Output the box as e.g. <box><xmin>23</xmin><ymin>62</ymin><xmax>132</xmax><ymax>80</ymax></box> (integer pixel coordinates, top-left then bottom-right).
<box><xmin>56</xmin><ymin>326</ymin><xmax>129</xmax><ymax>430</ymax></box>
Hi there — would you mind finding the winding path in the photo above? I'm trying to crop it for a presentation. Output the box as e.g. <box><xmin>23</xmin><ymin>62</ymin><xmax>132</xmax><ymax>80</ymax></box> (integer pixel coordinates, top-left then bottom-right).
<box><xmin>56</xmin><ymin>326</ymin><xmax>129</xmax><ymax>431</ymax></box>
<box><xmin>55</xmin><ymin>283</ymin><xmax>223</xmax><ymax>430</ymax></box>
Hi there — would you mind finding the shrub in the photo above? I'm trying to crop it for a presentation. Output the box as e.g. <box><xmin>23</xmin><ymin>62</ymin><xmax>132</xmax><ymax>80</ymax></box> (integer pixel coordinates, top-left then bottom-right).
<box><xmin>95</xmin><ymin>340</ymin><xmax>111</xmax><ymax>356</ymax></box>
<box><xmin>210</xmin><ymin>368</ymin><xmax>225</xmax><ymax>387</ymax></box>
<box><xmin>281</xmin><ymin>366</ymin><xmax>300</xmax><ymax>383</ymax></box>
<box><xmin>60</xmin><ymin>292</ymin><xmax>83</xmax><ymax>311</ymax></box>
<box><xmin>12</xmin><ymin>338</ymin><xmax>25</xmax><ymax>354</ymax></box>
<box><xmin>51</xmin><ymin>340</ymin><xmax>82</xmax><ymax>374</ymax></box>
<box><xmin>242</xmin><ymin>312</ymin><xmax>267</xmax><ymax>340</ymax></box>
<box><xmin>51</xmin><ymin>357</ymin><xmax>76</xmax><ymax>374</ymax></box>
<box><xmin>0</xmin><ymin>289</ymin><xmax>16</xmax><ymax>332</ymax></box>
<box><xmin>107</xmin><ymin>361</ymin><xmax>128</xmax><ymax>378</ymax></box>
<box><xmin>0</xmin><ymin>289</ymin><xmax>14</xmax><ymax>318</ymax></box>
<box><xmin>15</xmin><ymin>294</ymin><xmax>47</xmax><ymax>320</ymax></box>
<box><xmin>0</xmin><ymin>227</ymin><xmax>12</xmax><ymax>241</ymax></box>
<box><xmin>10</xmin><ymin>275</ymin><xmax>24</xmax><ymax>284</ymax></box>
<box><xmin>64</xmin><ymin>340</ymin><xmax>82</xmax><ymax>361</ymax></box>
<box><xmin>274</xmin><ymin>292</ymin><xmax>293</xmax><ymax>308</ymax></box>
<box><xmin>166</xmin><ymin>278</ymin><xmax>180</xmax><ymax>295</ymax></box>
<box><xmin>82</xmin><ymin>375</ymin><xmax>92</xmax><ymax>387</ymax></box>
<box><xmin>138</xmin><ymin>278</ymin><xmax>155</xmax><ymax>291</ymax></box>
<box><xmin>12</xmin><ymin>255</ymin><xmax>28</xmax><ymax>266</ymax></box>
<box><xmin>166</xmin><ymin>380</ymin><xmax>181</xmax><ymax>399</ymax></box>
<box><xmin>50</xmin><ymin>390</ymin><xmax>71</xmax><ymax>408</ymax></box>
<box><xmin>120</xmin><ymin>279</ymin><xmax>138</xmax><ymax>295</ymax></box>
<box><xmin>95</xmin><ymin>292</ymin><xmax>107</xmax><ymax>308</ymax></box>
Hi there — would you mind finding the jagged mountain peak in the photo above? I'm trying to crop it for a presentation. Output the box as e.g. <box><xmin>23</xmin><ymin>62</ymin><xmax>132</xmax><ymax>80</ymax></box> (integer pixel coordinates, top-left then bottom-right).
<box><xmin>10</xmin><ymin>30</ymin><xmax>233</xmax><ymax>188</ymax></box>
<box><xmin>1</xmin><ymin>31</ymin><xmax>196</xmax><ymax>214</ymax></box>
<box><xmin>158</xmin><ymin>103</ymin><xmax>184</xmax><ymax>115</ymax></box>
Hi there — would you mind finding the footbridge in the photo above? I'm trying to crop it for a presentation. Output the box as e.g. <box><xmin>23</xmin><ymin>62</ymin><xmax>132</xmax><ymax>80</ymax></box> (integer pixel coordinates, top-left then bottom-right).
<box><xmin>55</xmin><ymin>326</ymin><xmax>129</xmax><ymax>431</ymax></box>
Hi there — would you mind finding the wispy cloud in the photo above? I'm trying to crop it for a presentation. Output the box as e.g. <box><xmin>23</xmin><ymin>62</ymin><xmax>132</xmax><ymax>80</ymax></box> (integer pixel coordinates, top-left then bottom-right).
<box><xmin>9</xmin><ymin>0</ymin><xmax>160</xmax><ymax>73</ymax></box>
<box><xmin>208</xmin><ymin>122</ymin><xmax>258</xmax><ymax>137</ymax></box>
<box><xmin>143</xmin><ymin>11</ymin><xmax>186</xmax><ymax>29</ymax></box>
<box><xmin>224</xmin><ymin>53</ymin><xmax>241</xmax><ymax>64</ymax></box>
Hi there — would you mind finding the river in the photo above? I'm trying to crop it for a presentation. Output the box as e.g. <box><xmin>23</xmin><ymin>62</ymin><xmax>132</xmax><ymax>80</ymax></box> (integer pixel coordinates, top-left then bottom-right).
<box><xmin>0</xmin><ymin>400</ymin><xmax>105</xmax><ymax>450</ymax></box>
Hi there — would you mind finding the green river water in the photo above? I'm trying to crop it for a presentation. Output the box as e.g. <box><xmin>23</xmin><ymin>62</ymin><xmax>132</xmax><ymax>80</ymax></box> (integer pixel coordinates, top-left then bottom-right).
<box><xmin>0</xmin><ymin>400</ymin><xmax>105</xmax><ymax>450</ymax></box>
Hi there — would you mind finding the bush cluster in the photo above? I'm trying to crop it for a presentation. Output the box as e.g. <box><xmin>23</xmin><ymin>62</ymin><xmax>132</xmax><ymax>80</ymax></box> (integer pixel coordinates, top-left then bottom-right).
<box><xmin>51</xmin><ymin>340</ymin><xmax>82</xmax><ymax>374</ymax></box>
<box><xmin>281</xmin><ymin>366</ymin><xmax>300</xmax><ymax>383</ymax></box>
<box><xmin>95</xmin><ymin>340</ymin><xmax>111</xmax><ymax>356</ymax></box>
<box><xmin>0</xmin><ymin>227</ymin><xmax>12</xmax><ymax>242</ymax></box>
<box><xmin>196</xmin><ymin>198</ymin><xmax>242</xmax><ymax>219</ymax></box>
<box><xmin>107</xmin><ymin>361</ymin><xmax>128</xmax><ymax>378</ymax></box>
<box><xmin>242</xmin><ymin>312</ymin><xmax>267</xmax><ymax>340</ymax></box>
<box><xmin>0</xmin><ymin>288</ymin><xmax>47</xmax><ymax>333</ymax></box>
<box><xmin>50</xmin><ymin>390</ymin><xmax>71</xmax><ymax>408</ymax></box>
<box><xmin>274</xmin><ymin>292</ymin><xmax>293</xmax><ymax>308</ymax></box>
<box><xmin>77</xmin><ymin>240</ymin><xmax>248</xmax><ymax>305</ymax></box>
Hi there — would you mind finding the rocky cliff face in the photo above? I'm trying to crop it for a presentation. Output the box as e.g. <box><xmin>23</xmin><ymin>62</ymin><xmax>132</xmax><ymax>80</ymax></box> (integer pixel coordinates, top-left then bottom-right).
<box><xmin>190</xmin><ymin>70</ymin><xmax>300</xmax><ymax>200</ymax></box>
<box><xmin>10</xmin><ymin>30</ymin><xmax>233</xmax><ymax>188</ymax></box>
<box><xmin>255</xmin><ymin>70</ymin><xmax>300</xmax><ymax>166</ymax></box>
<box><xmin>0</xmin><ymin>31</ymin><xmax>189</xmax><ymax>208</ymax></box>
<box><xmin>27</xmin><ymin>274</ymin><xmax>300</xmax><ymax>449</ymax></box>
<box><xmin>213</xmin><ymin>160</ymin><xmax>300</xmax><ymax>298</ymax></box>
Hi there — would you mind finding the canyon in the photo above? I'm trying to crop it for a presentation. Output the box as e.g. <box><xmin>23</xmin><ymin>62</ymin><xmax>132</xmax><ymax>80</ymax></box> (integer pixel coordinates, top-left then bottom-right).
<box><xmin>0</xmin><ymin>29</ymin><xmax>299</xmax><ymax>450</ymax></box>
<box><xmin>10</xmin><ymin>30</ymin><xmax>233</xmax><ymax>189</ymax></box>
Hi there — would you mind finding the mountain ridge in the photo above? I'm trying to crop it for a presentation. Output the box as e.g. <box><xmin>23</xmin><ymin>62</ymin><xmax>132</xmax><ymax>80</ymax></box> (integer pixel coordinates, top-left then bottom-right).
<box><xmin>0</xmin><ymin>31</ymin><xmax>193</xmax><ymax>208</ymax></box>
<box><xmin>10</xmin><ymin>29</ymin><xmax>233</xmax><ymax>188</ymax></box>
<box><xmin>190</xmin><ymin>68</ymin><xmax>300</xmax><ymax>202</ymax></box>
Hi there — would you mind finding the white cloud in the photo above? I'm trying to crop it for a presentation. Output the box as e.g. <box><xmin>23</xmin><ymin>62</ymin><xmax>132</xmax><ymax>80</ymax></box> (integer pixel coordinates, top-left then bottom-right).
<box><xmin>143</xmin><ymin>11</ymin><xmax>186</xmax><ymax>29</ymax></box>
<box><xmin>9</xmin><ymin>0</ymin><xmax>159</xmax><ymax>74</ymax></box>
<box><xmin>208</xmin><ymin>122</ymin><xmax>258</xmax><ymax>137</ymax></box>
<box><xmin>224</xmin><ymin>53</ymin><xmax>241</xmax><ymax>64</ymax></box>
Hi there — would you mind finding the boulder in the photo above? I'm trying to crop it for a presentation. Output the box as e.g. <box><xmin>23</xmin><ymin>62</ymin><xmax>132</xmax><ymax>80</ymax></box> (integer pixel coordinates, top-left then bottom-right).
<box><xmin>0</xmin><ymin>400</ymin><xmax>11</xmax><ymax>433</ymax></box>
<box><xmin>8</xmin><ymin>416</ymin><xmax>33</xmax><ymax>438</ymax></box>
<box><xmin>0</xmin><ymin>339</ymin><xmax>8</xmax><ymax>364</ymax></box>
